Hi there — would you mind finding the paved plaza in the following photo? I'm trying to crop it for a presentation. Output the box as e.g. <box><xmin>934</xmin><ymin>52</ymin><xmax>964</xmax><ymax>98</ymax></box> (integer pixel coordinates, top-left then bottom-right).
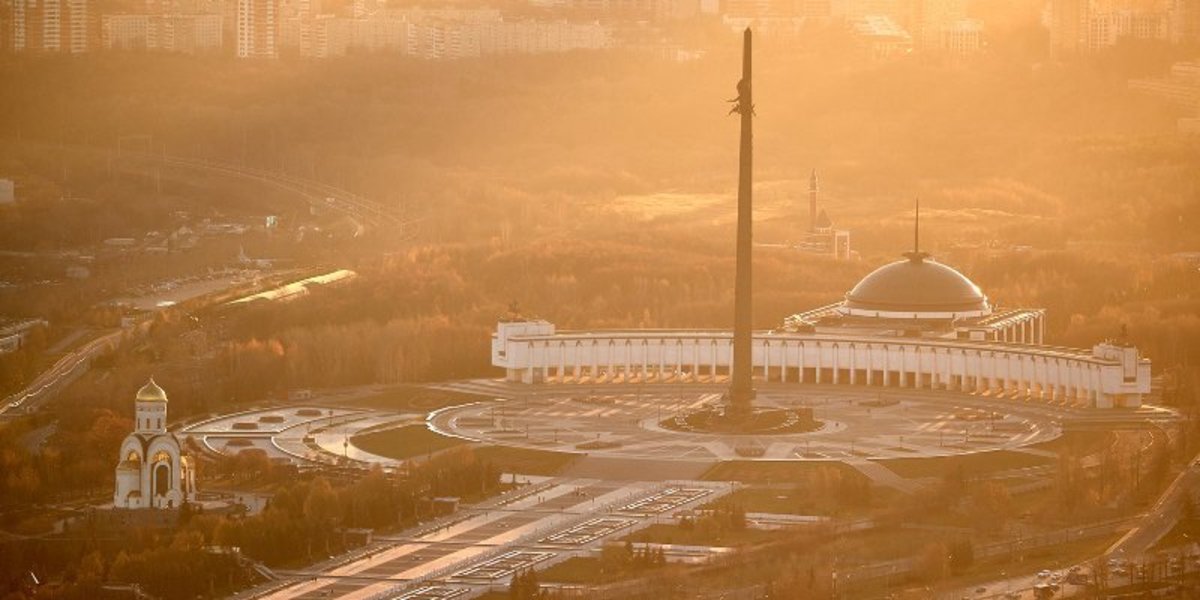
<box><xmin>253</xmin><ymin>478</ymin><xmax>731</xmax><ymax>600</ymax></box>
<box><xmin>180</xmin><ymin>406</ymin><xmax>420</xmax><ymax>466</ymax></box>
<box><xmin>192</xmin><ymin>379</ymin><xmax>1182</xmax><ymax>600</ymax></box>
<box><xmin>429</xmin><ymin>384</ymin><xmax>1067</xmax><ymax>462</ymax></box>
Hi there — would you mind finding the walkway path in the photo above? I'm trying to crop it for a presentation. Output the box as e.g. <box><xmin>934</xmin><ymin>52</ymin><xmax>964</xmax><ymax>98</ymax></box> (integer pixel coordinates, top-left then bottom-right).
<box><xmin>843</xmin><ymin>458</ymin><xmax>925</xmax><ymax>494</ymax></box>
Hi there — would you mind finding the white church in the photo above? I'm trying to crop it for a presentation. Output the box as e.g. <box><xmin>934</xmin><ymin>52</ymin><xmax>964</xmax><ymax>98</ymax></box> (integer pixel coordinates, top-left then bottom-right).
<box><xmin>113</xmin><ymin>379</ymin><xmax>196</xmax><ymax>510</ymax></box>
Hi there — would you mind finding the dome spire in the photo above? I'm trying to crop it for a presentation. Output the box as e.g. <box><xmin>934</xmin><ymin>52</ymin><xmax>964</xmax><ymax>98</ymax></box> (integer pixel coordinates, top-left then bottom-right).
<box><xmin>904</xmin><ymin>196</ymin><xmax>928</xmax><ymax>262</ymax></box>
<box><xmin>914</xmin><ymin>196</ymin><xmax>920</xmax><ymax>253</ymax></box>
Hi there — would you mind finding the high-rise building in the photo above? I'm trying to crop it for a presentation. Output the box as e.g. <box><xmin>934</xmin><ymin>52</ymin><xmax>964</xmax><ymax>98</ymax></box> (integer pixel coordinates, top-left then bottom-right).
<box><xmin>299</xmin><ymin>13</ymin><xmax>348</xmax><ymax>57</ymax></box>
<box><xmin>722</xmin><ymin>0</ymin><xmax>775</xmax><ymax>18</ymax></box>
<box><xmin>237</xmin><ymin>0</ymin><xmax>278</xmax><ymax>57</ymax></box>
<box><xmin>1049</xmin><ymin>0</ymin><xmax>1089</xmax><ymax>57</ymax></box>
<box><xmin>831</xmin><ymin>0</ymin><xmax>904</xmax><ymax>21</ymax></box>
<box><xmin>350</xmin><ymin>15</ymin><xmax>404</xmax><ymax>53</ymax></box>
<box><xmin>477</xmin><ymin>19</ymin><xmax>611</xmax><ymax>55</ymax></box>
<box><xmin>102</xmin><ymin>13</ymin><xmax>152</xmax><ymax>48</ymax></box>
<box><xmin>797</xmin><ymin>0</ymin><xmax>831</xmax><ymax>17</ymax></box>
<box><xmin>102</xmin><ymin>12</ymin><xmax>221</xmax><ymax>53</ymax></box>
<box><xmin>0</xmin><ymin>1</ymin><xmax>10</xmax><ymax>51</ymax></box>
<box><xmin>163</xmin><ymin>12</ymin><xmax>222</xmax><ymax>52</ymax></box>
<box><xmin>1050</xmin><ymin>0</ymin><xmax>1186</xmax><ymax>56</ymax></box>
<box><xmin>907</xmin><ymin>0</ymin><xmax>967</xmax><ymax>50</ymax></box>
<box><xmin>939</xmin><ymin>18</ymin><xmax>981</xmax><ymax>54</ymax></box>
<box><xmin>852</xmin><ymin>13</ymin><xmax>912</xmax><ymax>58</ymax></box>
<box><xmin>3</xmin><ymin>0</ymin><xmax>92</xmax><ymax>53</ymax></box>
<box><xmin>1170</xmin><ymin>0</ymin><xmax>1200</xmax><ymax>42</ymax></box>
<box><xmin>63</xmin><ymin>0</ymin><xmax>86</xmax><ymax>51</ymax></box>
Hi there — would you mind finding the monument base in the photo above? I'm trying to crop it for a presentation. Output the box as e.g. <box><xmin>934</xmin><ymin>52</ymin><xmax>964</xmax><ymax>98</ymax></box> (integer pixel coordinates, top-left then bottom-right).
<box><xmin>659</xmin><ymin>404</ymin><xmax>820</xmax><ymax>435</ymax></box>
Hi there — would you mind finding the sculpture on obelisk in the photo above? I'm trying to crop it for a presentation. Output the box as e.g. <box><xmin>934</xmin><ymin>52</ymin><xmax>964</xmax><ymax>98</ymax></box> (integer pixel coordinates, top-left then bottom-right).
<box><xmin>728</xmin><ymin>28</ymin><xmax>755</xmax><ymax>420</ymax></box>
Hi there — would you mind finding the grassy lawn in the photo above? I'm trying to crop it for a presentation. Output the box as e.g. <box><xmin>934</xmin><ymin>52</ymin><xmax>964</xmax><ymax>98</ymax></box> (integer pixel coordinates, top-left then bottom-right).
<box><xmin>1030</xmin><ymin>430</ymin><xmax>1111</xmax><ymax>456</ymax></box>
<box><xmin>471</xmin><ymin>445</ymin><xmax>579</xmax><ymax>476</ymax></box>
<box><xmin>876</xmin><ymin>450</ymin><xmax>1052</xmax><ymax>479</ymax></box>
<box><xmin>350</xmin><ymin>424</ymin><xmax>468</xmax><ymax>460</ymax></box>
<box><xmin>342</xmin><ymin>385</ymin><xmax>480</xmax><ymax>412</ymax></box>
<box><xmin>1152</xmin><ymin>518</ymin><xmax>1200</xmax><ymax>551</ymax></box>
<box><xmin>538</xmin><ymin>556</ymin><xmax>675</xmax><ymax>584</ymax></box>
<box><xmin>705</xmin><ymin>487</ymin><xmax>810</xmax><ymax>515</ymax></box>
<box><xmin>7</xmin><ymin>509</ymin><xmax>68</xmax><ymax>535</ymax></box>
<box><xmin>539</xmin><ymin>557</ymin><xmax>609</xmax><ymax>584</ymax></box>
<box><xmin>702</xmin><ymin>486</ymin><xmax>902</xmax><ymax>518</ymax></box>
<box><xmin>622</xmin><ymin>523</ymin><xmax>784</xmax><ymax>546</ymax></box>
<box><xmin>473</xmin><ymin>592</ymin><xmax>508</xmax><ymax>600</ymax></box>
<box><xmin>701</xmin><ymin>460</ymin><xmax>864</xmax><ymax>483</ymax></box>
<box><xmin>829</xmin><ymin>527</ymin><xmax>951</xmax><ymax>563</ymax></box>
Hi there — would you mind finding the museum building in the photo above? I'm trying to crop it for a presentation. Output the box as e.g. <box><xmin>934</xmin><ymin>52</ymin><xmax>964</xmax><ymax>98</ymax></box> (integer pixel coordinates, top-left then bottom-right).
<box><xmin>492</xmin><ymin>250</ymin><xmax>1150</xmax><ymax>409</ymax></box>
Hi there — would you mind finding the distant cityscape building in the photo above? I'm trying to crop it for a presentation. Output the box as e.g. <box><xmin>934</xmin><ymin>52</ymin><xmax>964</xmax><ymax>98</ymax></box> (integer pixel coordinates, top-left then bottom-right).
<box><xmin>114</xmin><ymin>379</ymin><xmax>197</xmax><ymax>510</ymax></box>
<box><xmin>6</xmin><ymin>0</ymin><xmax>1195</xmax><ymax>59</ymax></box>
<box><xmin>938</xmin><ymin>18</ymin><xmax>981</xmax><ymax>55</ymax></box>
<box><xmin>1049</xmin><ymin>0</ymin><xmax>1087</xmax><ymax>56</ymax></box>
<box><xmin>3</xmin><ymin>0</ymin><xmax>93</xmax><ymax>53</ymax></box>
<box><xmin>101</xmin><ymin>13</ymin><xmax>150</xmax><ymax>48</ymax></box>
<box><xmin>160</xmin><ymin>12</ymin><xmax>222</xmax><ymax>52</ymax></box>
<box><xmin>1172</xmin><ymin>0</ymin><xmax>1200</xmax><ymax>43</ymax></box>
<box><xmin>907</xmin><ymin>0</ymin><xmax>967</xmax><ymax>50</ymax></box>
<box><xmin>270</xmin><ymin>7</ymin><xmax>610</xmax><ymax>59</ymax></box>
<box><xmin>832</xmin><ymin>0</ymin><xmax>906</xmax><ymax>22</ymax></box>
<box><xmin>852</xmin><ymin>14</ymin><xmax>912</xmax><ymax>58</ymax></box>
<box><xmin>1049</xmin><ymin>0</ymin><xmax>1200</xmax><ymax>57</ymax></box>
<box><xmin>0</xmin><ymin>0</ymin><xmax>1021</xmax><ymax>59</ymax></box>
<box><xmin>711</xmin><ymin>0</ymin><xmax>981</xmax><ymax>56</ymax></box>
<box><xmin>102</xmin><ymin>12</ymin><xmax>221</xmax><ymax>52</ymax></box>
<box><xmin>236</xmin><ymin>0</ymin><xmax>278</xmax><ymax>57</ymax></box>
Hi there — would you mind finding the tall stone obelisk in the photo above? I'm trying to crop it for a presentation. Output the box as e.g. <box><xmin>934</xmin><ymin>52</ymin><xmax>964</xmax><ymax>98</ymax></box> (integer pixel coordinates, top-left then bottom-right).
<box><xmin>729</xmin><ymin>28</ymin><xmax>755</xmax><ymax>420</ymax></box>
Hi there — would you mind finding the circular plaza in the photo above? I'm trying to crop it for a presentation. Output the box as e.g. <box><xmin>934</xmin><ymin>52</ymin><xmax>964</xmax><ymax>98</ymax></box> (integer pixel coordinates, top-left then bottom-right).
<box><xmin>429</xmin><ymin>384</ymin><xmax>1064</xmax><ymax>462</ymax></box>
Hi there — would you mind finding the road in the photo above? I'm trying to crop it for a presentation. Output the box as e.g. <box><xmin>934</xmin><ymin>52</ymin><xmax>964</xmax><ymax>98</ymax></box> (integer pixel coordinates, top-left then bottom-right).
<box><xmin>842</xmin><ymin>517</ymin><xmax>1136</xmax><ymax>595</ymax></box>
<box><xmin>1</xmin><ymin>329</ymin><xmax>122</xmax><ymax>417</ymax></box>
<box><xmin>1107</xmin><ymin>460</ymin><xmax>1200</xmax><ymax>557</ymax></box>
<box><xmin>933</xmin><ymin>460</ymin><xmax>1200</xmax><ymax>599</ymax></box>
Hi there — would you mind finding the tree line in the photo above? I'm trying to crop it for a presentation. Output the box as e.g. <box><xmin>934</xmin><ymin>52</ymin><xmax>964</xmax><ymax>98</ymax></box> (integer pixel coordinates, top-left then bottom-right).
<box><xmin>0</xmin><ymin>448</ymin><xmax>501</xmax><ymax>600</ymax></box>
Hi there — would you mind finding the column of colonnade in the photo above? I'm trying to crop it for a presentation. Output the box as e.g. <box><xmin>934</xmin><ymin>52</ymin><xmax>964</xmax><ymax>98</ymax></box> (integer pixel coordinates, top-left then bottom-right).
<box><xmin>780</xmin><ymin>343</ymin><xmax>788</xmax><ymax>383</ymax></box>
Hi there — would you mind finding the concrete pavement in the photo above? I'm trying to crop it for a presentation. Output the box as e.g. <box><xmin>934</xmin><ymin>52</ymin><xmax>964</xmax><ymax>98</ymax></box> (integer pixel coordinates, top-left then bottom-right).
<box><xmin>245</xmin><ymin>478</ymin><xmax>732</xmax><ymax>600</ymax></box>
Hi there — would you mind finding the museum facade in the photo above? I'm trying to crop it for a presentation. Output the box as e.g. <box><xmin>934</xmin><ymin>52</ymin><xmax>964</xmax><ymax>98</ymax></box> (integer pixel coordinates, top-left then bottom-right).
<box><xmin>492</xmin><ymin>252</ymin><xmax>1150</xmax><ymax>409</ymax></box>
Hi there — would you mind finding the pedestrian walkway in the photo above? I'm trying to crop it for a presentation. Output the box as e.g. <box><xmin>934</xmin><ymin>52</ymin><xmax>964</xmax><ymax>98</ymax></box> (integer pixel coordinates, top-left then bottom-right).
<box><xmin>843</xmin><ymin>459</ymin><xmax>925</xmax><ymax>494</ymax></box>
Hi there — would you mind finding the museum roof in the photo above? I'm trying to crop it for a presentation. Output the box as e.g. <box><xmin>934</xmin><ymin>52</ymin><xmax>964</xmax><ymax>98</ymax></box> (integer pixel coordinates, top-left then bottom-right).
<box><xmin>842</xmin><ymin>253</ymin><xmax>990</xmax><ymax>315</ymax></box>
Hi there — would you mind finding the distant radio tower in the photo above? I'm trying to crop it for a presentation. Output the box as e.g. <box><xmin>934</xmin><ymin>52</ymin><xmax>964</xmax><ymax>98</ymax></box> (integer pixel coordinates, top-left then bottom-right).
<box><xmin>809</xmin><ymin>169</ymin><xmax>818</xmax><ymax>233</ymax></box>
